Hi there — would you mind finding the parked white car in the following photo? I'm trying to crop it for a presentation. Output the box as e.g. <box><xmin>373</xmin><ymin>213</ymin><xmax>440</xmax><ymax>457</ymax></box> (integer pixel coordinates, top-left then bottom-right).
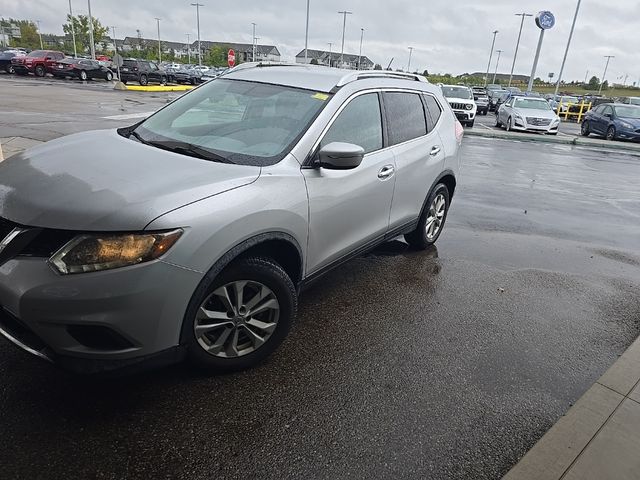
<box><xmin>440</xmin><ymin>85</ymin><xmax>477</xmax><ymax>127</ymax></box>
<box><xmin>496</xmin><ymin>95</ymin><xmax>561</xmax><ymax>135</ymax></box>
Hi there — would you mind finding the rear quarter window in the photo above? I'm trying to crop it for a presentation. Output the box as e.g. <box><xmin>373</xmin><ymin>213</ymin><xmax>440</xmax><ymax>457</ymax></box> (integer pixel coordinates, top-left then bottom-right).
<box><xmin>423</xmin><ymin>95</ymin><xmax>442</xmax><ymax>132</ymax></box>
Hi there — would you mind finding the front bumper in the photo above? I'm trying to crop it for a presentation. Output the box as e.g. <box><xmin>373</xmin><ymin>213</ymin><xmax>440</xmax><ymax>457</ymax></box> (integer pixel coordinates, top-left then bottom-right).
<box><xmin>615</xmin><ymin>128</ymin><xmax>640</xmax><ymax>141</ymax></box>
<box><xmin>0</xmin><ymin>256</ymin><xmax>203</xmax><ymax>372</ymax></box>
<box><xmin>511</xmin><ymin>117</ymin><xmax>559</xmax><ymax>134</ymax></box>
<box><xmin>453</xmin><ymin>109</ymin><xmax>476</xmax><ymax>121</ymax></box>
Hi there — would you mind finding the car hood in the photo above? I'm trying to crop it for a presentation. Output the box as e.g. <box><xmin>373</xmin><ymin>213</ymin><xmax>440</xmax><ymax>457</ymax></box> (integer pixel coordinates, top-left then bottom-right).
<box><xmin>515</xmin><ymin>108</ymin><xmax>557</xmax><ymax>119</ymax></box>
<box><xmin>0</xmin><ymin>129</ymin><xmax>261</xmax><ymax>231</ymax></box>
<box><xmin>445</xmin><ymin>97</ymin><xmax>474</xmax><ymax>103</ymax></box>
<box><xmin>618</xmin><ymin>116</ymin><xmax>640</xmax><ymax>127</ymax></box>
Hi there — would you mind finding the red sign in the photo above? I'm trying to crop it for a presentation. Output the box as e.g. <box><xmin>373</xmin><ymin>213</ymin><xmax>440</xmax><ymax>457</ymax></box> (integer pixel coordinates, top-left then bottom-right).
<box><xmin>228</xmin><ymin>49</ymin><xmax>236</xmax><ymax>68</ymax></box>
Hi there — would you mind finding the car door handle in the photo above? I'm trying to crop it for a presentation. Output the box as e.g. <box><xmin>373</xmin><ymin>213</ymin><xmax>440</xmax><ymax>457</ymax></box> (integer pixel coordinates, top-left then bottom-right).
<box><xmin>378</xmin><ymin>165</ymin><xmax>395</xmax><ymax>180</ymax></box>
<box><xmin>430</xmin><ymin>146</ymin><xmax>442</xmax><ymax>156</ymax></box>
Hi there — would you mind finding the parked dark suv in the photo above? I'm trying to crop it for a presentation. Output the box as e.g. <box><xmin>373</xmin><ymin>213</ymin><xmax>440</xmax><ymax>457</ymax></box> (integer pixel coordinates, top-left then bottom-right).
<box><xmin>119</xmin><ymin>59</ymin><xmax>168</xmax><ymax>85</ymax></box>
<box><xmin>12</xmin><ymin>50</ymin><xmax>65</xmax><ymax>77</ymax></box>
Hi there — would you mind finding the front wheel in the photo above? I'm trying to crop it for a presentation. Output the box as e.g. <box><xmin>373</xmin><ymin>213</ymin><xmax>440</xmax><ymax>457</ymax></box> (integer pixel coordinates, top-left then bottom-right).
<box><xmin>495</xmin><ymin>115</ymin><xmax>502</xmax><ymax>128</ymax></box>
<box><xmin>34</xmin><ymin>64</ymin><xmax>45</xmax><ymax>77</ymax></box>
<box><xmin>139</xmin><ymin>74</ymin><xmax>148</xmax><ymax>86</ymax></box>
<box><xmin>185</xmin><ymin>257</ymin><xmax>297</xmax><ymax>373</ymax></box>
<box><xmin>581</xmin><ymin>121</ymin><xmax>590</xmax><ymax>137</ymax></box>
<box><xmin>5</xmin><ymin>65</ymin><xmax>14</xmax><ymax>74</ymax></box>
<box><xmin>105</xmin><ymin>71</ymin><xmax>113</xmax><ymax>81</ymax></box>
<box><xmin>405</xmin><ymin>183</ymin><xmax>450</xmax><ymax>249</ymax></box>
<box><xmin>506</xmin><ymin>116</ymin><xmax>513</xmax><ymax>132</ymax></box>
<box><xmin>606</xmin><ymin>126</ymin><xmax>616</xmax><ymax>141</ymax></box>
<box><xmin>79</xmin><ymin>69</ymin><xmax>88</xmax><ymax>81</ymax></box>
<box><xmin>466</xmin><ymin>119</ymin><xmax>475</xmax><ymax>128</ymax></box>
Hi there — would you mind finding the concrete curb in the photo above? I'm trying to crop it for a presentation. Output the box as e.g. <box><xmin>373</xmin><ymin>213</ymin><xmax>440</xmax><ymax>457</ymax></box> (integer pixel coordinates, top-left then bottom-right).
<box><xmin>466</xmin><ymin>129</ymin><xmax>640</xmax><ymax>155</ymax></box>
<box><xmin>115</xmin><ymin>84</ymin><xmax>195</xmax><ymax>92</ymax></box>
<box><xmin>503</xmin><ymin>335</ymin><xmax>640</xmax><ymax>480</ymax></box>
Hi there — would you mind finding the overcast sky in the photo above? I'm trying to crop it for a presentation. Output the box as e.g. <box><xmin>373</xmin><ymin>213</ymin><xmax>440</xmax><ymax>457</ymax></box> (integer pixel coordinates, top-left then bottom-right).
<box><xmin>1</xmin><ymin>0</ymin><xmax>638</xmax><ymax>84</ymax></box>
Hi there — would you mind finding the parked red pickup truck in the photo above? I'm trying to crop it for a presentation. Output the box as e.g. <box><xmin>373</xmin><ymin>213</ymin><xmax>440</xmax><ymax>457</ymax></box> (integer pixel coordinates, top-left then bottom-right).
<box><xmin>12</xmin><ymin>50</ymin><xmax>66</xmax><ymax>77</ymax></box>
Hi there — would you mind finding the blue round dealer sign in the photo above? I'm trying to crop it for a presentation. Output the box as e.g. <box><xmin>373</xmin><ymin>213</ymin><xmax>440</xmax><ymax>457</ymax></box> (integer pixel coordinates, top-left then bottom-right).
<box><xmin>536</xmin><ymin>11</ymin><xmax>555</xmax><ymax>30</ymax></box>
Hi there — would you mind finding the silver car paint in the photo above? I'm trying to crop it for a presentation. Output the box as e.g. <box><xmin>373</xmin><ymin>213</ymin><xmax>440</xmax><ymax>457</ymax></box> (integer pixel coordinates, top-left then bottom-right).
<box><xmin>497</xmin><ymin>100</ymin><xmax>560</xmax><ymax>132</ymax></box>
<box><xmin>0</xmin><ymin>130</ymin><xmax>260</xmax><ymax>230</ymax></box>
<box><xmin>0</xmin><ymin>66</ymin><xmax>460</xmax><ymax>364</ymax></box>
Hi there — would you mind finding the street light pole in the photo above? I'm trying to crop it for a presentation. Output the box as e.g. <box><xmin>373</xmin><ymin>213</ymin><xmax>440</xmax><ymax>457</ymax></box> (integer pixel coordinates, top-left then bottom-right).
<box><xmin>554</xmin><ymin>0</ymin><xmax>582</xmax><ymax>97</ymax></box>
<box><xmin>252</xmin><ymin>23</ymin><xmax>256</xmax><ymax>62</ymax></box>
<box><xmin>484</xmin><ymin>30</ymin><xmax>498</xmax><ymax>86</ymax></box>
<box><xmin>191</xmin><ymin>3</ymin><xmax>204</xmax><ymax>66</ymax></box>
<box><xmin>358</xmin><ymin>28</ymin><xmax>364</xmax><ymax>70</ymax></box>
<box><xmin>407</xmin><ymin>46</ymin><xmax>414</xmax><ymax>72</ymax></box>
<box><xmin>155</xmin><ymin>18</ymin><xmax>161</xmax><ymax>63</ymax></box>
<box><xmin>87</xmin><ymin>0</ymin><xmax>95</xmax><ymax>59</ymax></box>
<box><xmin>111</xmin><ymin>26</ymin><xmax>120</xmax><ymax>80</ymax></box>
<box><xmin>598</xmin><ymin>56</ymin><xmax>614</xmax><ymax>95</ymax></box>
<box><xmin>328</xmin><ymin>42</ymin><xmax>333</xmax><ymax>67</ymax></box>
<box><xmin>186</xmin><ymin>33</ymin><xmax>191</xmax><ymax>63</ymax></box>
<box><xmin>492</xmin><ymin>49</ymin><xmax>503</xmax><ymax>84</ymax></box>
<box><xmin>304</xmin><ymin>0</ymin><xmax>310</xmax><ymax>61</ymax></box>
<box><xmin>338</xmin><ymin>10</ymin><xmax>352</xmax><ymax>68</ymax></box>
<box><xmin>68</xmin><ymin>0</ymin><xmax>78</xmax><ymax>57</ymax></box>
<box><xmin>508</xmin><ymin>13</ymin><xmax>532</xmax><ymax>87</ymax></box>
<box><xmin>36</xmin><ymin>20</ymin><xmax>43</xmax><ymax>49</ymax></box>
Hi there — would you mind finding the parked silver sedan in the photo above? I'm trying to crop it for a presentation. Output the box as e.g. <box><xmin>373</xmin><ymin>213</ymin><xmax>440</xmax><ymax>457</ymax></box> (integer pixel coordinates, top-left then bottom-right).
<box><xmin>496</xmin><ymin>95</ymin><xmax>561</xmax><ymax>135</ymax></box>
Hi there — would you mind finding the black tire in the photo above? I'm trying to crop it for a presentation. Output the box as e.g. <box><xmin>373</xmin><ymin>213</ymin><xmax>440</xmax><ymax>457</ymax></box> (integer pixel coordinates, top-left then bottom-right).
<box><xmin>506</xmin><ymin>116</ymin><xmax>513</xmax><ymax>132</ymax></box>
<box><xmin>34</xmin><ymin>64</ymin><xmax>45</xmax><ymax>77</ymax></box>
<box><xmin>79</xmin><ymin>70</ymin><xmax>88</xmax><ymax>81</ymax></box>
<box><xmin>495</xmin><ymin>115</ymin><xmax>502</xmax><ymax>128</ymax></box>
<box><xmin>467</xmin><ymin>120</ymin><xmax>475</xmax><ymax>128</ymax></box>
<box><xmin>184</xmin><ymin>257</ymin><xmax>297</xmax><ymax>373</ymax></box>
<box><xmin>404</xmin><ymin>183</ymin><xmax>451</xmax><ymax>250</ymax></box>
<box><xmin>121</xmin><ymin>79</ymin><xmax>127</xmax><ymax>84</ymax></box>
<box><xmin>581</xmin><ymin>121</ymin><xmax>590</xmax><ymax>137</ymax></box>
<box><xmin>139</xmin><ymin>74</ymin><xmax>148</xmax><ymax>86</ymax></box>
<box><xmin>160</xmin><ymin>76</ymin><xmax>167</xmax><ymax>86</ymax></box>
<box><xmin>606</xmin><ymin>126</ymin><xmax>616</xmax><ymax>141</ymax></box>
<box><xmin>5</xmin><ymin>65</ymin><xmax>14</xmax><ymax>74</ymax></box>
<box><xmin>105</xmin><ymin>71</ymin><xmax>113</xmax><ymax>81</ymax></box>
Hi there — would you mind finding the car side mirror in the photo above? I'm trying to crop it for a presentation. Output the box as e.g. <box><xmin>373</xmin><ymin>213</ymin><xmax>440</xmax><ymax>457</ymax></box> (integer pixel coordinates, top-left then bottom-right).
<box><xmin>604</xmin><ymin>113</ymin><xmax>612</xmax><ymax>118</ymax></box>
<box><xmin>317</xmin><ymin>142</ymin><xmax>365</xmax><ymax>170</ymax></box>
<box><xmin>46</xmin><ymin>56</ymin><xmax>53</xmax><ymax>60</ymax></box>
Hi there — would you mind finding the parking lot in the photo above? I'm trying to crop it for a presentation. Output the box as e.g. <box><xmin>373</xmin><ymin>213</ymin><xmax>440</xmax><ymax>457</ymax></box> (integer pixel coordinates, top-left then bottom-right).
<box><xmin>1</xmin><ymin>77</ymin><xmax>640</xmax><ymax>479</ymax></box>
<box><xmin>473</xmin><ymin>109</ymin><xmax>582</xmax><ymax>137</ymax></box>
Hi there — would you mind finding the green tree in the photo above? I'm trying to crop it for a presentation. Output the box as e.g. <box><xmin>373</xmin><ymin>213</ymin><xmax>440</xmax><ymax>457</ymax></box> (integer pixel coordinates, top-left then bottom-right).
<box><xmin>587</xmin><ymin>75</ymin><xmax>600</xmax><ymax>88</ymax></box>
<box><xmin>62</xmin><ymin>14</ymin><xmax>108</xmax><ymax>55</ymax></box>
<box><xmin>5</xmin><ymin>19</ymin><xmax>40</xmax><ymax>49</ymax></box>
<box><xmin>422</xmin><ymin>69</ymin><xmax>429</xmax><ymax>77</ymax></box>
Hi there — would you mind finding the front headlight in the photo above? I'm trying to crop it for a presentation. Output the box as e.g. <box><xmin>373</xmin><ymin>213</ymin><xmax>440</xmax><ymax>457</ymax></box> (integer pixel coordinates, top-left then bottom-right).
<box><xmin>620</xmin><ymin>121</ymin><xmax>634</xmax><ymax>130</ymax></box>
<box><xmin>50</xmin><ymin>229</ymin><xmax>183</xmax><ymax>274</ymax></box>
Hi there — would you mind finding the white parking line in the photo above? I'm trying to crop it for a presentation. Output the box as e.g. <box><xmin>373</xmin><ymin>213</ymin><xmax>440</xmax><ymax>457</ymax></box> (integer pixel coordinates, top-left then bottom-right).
<box><xmin>102</xmin><ymin>111</ymin><xmax>154</xmax><ymax>120</ymax></box>
<box><xmin>478</xmin><ymin>123</ymin><xmax>494</xmax><ymax>130</ymax></box>
<box><xmin>557</xmin><ymin>132</ymin><xmax>572</xmax><ymax>137</ymax></box>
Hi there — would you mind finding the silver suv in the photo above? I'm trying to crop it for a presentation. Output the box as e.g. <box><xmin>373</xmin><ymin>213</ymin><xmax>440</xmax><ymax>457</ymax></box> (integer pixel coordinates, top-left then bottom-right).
<box><xmin>0</xmin><ymin>64</ymin><xmax>462</xmax><ymax>373</ymax></box>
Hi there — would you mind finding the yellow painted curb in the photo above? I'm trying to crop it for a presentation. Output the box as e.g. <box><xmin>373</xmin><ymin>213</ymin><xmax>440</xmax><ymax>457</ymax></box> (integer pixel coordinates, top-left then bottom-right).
<box><xmin>119</xmin><ymin>85</ymin><xmax>196</xmax><ymax>92</ymax></box>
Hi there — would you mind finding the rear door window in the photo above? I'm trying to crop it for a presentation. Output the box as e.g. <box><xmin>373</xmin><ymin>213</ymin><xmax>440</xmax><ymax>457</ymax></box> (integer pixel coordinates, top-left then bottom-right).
<box><xmin>423</xmin><ymin>95</ymin><xmax>442</xmax><ymax>132</ymax></box>
<box><xmin>384</xmin><ymin>92</ymin><xmax>428</xmax><ymax>145</ymax></box>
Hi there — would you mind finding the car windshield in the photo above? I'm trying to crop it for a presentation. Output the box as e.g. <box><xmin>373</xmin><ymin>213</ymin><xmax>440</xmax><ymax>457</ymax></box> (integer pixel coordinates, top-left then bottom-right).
<box><xmin>615</xmin><ymin>106</ymin><xmax>640</xmax><ymax>119</ymax></box>
<box><xmin>132</xmin><ymin>79</ymin><xmax>331</xmax><ymax>166</ymax></box>
<box><xmin>514</xmin><ymin>98</ymin><xmax>552</xmax><ymax>110</ymax></box>
<box><xmin>628</xmin><ymin>98</ymin><xmax>640</xmax><ymax>106</ymax></box>
<box><xmin>27</xmin><ymin>50</ymin><xmax>47</xmax><ymax>58</ymax></box>
<box><xmin>561</xmin><ymin>97</ymin><xmax>579</xmax><ymax>103</ymax></box>
<box><xmin>441</xmin><ymin>86</ymin><xmax>471</xmax><ymax>99</ymax></box>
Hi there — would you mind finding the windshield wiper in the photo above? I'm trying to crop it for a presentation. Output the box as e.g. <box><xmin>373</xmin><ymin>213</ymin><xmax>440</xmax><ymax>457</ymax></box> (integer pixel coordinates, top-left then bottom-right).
<box><xmin>147</xmin><ymin>140</ymin><xmax>234</xmax><ymax>164</ymax></box>
<box><xmin>129</xmin><ymin>129</ymin><xmax>152</xmax><ymax>145</ymax></box>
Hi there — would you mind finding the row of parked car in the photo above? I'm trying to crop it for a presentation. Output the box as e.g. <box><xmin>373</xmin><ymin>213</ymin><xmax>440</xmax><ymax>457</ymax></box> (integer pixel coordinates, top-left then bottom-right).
<box><xmin>0</xmin><ymin>48</ymin><xmax>225</xmax><ymax>86</ymax></box>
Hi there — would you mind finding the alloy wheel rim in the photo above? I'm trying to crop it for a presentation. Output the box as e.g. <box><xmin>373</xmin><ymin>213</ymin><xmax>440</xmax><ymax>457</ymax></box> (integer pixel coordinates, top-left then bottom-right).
<box><xmin>607</xmin><ymin>128</ymin><xmax>615</xmax><ymax>140</ymax></box>
<box><xmin>194</xmin><ymin>280</ymin><xmax>280</xmax><ymax>358</ymax></box>
<box><xmin>582</xmin><ymin>122</ymin><xmax>588</xmax><ymax>134</ymax></box>
<box><xmin>426</xmin><ymin>193</ymin><xmax>446</xmax><ymax>241</ymax></box>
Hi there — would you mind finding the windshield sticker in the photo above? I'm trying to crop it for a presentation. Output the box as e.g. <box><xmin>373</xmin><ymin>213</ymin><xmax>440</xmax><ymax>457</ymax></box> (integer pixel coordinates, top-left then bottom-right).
<box><xmin>312</xmin><ymin>93</ymin><xmax>329</xmax><ymax>101</ymax></box>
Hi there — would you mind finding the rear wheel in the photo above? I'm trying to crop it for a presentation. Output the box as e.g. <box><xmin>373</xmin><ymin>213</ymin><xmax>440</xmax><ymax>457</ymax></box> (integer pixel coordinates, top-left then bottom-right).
<box><xmin>34</xmin><ymin>64</ymin><xmax>45</xmax><ymax>77</ymax></box>
<box><xmin>581</xmin><ymin>121</ymin><xmax>590</xmax><ymax>137</ymax></box>
<box><xmin>405</xmin><ymin>183</ymin><xmax>450</xmax><ymax>249</ymax></box>
<box><xmin>606</xmin><ymin>126</ymin><xmax>616</xmax><ymax>141</ymax></box>
<box><xmin>506</xmin><ymin>116</ymin><xmax>513</xmax><ymax>132</ymax></box>
<box><xmin>160</xmin><ymin>76</ymin><xmax>167</xmax><ymax>85</ymax></box>
<box><xmin>495</xmin><ymin>115</ymin><xmax>502</xmax><ymax>128</ymax></box>
<box><xmin>185</xmin><ymin>257</ymin><xmax>297</xmax><ymax>373</ymax></box>
<box><xmin>105</xmin><ymin>71</ymin><xmax>113</xmax><ymax>81</ymax></box>
<box><xmin>79</xmin><ymin>70</ymin><xmax>88</xmax><ymax>81</ymax></box>
<box><xmin>139</xmin><ymin>74</ymin><xmax>148</xmax><ymax>86</ymax></box>
<box><xmin>5</xmin><ymin>65</ymin><xmax>14</xmax><ymax>74</ymax></box>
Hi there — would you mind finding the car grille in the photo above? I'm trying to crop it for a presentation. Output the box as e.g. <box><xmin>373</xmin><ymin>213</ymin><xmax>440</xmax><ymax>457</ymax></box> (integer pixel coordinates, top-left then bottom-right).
<box><xmin>450</xmin><ymin>102</ymin><xmax>467</xmax><ymax>110</ymax></box>
<box><xmin>526</xmin><ymin>117</ymin><xmax>552</xmax><ymax>126</ymax></box>
<box><xmin>0</xmin><ymin>217</ymin><xmax>76</xmax><ymax>259</ymax></box>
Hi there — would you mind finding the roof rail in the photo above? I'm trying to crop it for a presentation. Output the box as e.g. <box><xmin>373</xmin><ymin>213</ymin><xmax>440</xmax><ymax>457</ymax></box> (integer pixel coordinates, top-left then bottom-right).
<box><xmin>226</xmin><ymin>61</ymin><xmax>307</xmax><ymax>73</ymax></box>
<box><xmin>336</xmin><ymin>70</ymin><xmax>429</xmax><ymax>87</ymax></box>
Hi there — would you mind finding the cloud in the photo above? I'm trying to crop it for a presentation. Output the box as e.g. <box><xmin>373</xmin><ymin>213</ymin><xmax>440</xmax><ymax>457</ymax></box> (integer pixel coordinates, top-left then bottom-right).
<box><xmin>2</xmin><ymin>0</ymin><xmax>639</xmax><ymax>84</ymax></box>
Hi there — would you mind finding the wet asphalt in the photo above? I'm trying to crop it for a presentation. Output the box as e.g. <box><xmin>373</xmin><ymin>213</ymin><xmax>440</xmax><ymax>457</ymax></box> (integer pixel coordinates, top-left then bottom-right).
<box><xmin>1</xmin><ymin>78</ymin><xmax>640</xmax><ymax>479</ymax></box>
